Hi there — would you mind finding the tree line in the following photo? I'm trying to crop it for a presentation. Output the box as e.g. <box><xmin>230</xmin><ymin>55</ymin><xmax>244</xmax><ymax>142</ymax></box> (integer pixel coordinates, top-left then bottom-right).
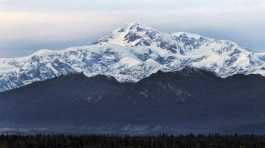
<box><xmin>0</xmin><ymin>134</ymin><xmax>264</xmax><ymax>148</ymax></box>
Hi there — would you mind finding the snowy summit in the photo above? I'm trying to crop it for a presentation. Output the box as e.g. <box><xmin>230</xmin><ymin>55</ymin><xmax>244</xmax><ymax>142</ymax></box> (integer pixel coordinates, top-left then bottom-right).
<box><xmin>1</xmin><ymin>22</ymin><xmax>265</xmax><ymax>92</ymax></box>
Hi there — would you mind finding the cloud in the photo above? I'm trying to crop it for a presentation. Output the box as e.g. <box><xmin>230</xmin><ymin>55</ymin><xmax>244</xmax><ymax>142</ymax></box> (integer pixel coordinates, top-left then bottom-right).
<box><xmin>1</xmin><ymin>0</ymin><xmax>264</xmax><ymax>12</ymax></box>
<box><xmin>0</xmin><ymin>11</ymin><xmax>127</xmax><ymax>41</ymax></box>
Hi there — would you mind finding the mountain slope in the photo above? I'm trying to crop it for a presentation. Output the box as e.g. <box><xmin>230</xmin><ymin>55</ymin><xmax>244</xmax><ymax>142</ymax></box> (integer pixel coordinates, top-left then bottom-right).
<box><xmin>0</xmin><ymin>69</ymin><xmax>265</xmax><ymax>134</ymax></box>
<box><xmin>1</xmin><ymin>23</ymin><xmax>265</xmax><ymax>92</ymax></box>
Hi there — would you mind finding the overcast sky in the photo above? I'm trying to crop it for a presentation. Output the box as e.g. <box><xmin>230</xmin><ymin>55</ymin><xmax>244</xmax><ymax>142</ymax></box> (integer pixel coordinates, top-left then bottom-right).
<box><xmin>0</xmin><ymin>0</ymin><xmax>265</xmax><ymax>57</ymax></box>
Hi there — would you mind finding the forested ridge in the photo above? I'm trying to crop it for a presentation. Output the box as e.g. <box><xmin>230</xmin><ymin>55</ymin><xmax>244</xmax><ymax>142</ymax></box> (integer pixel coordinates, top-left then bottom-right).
<box><xmin>0</xmin><ymin>134</ymin><xmax>264</xmax><ymax>148</ymax></box>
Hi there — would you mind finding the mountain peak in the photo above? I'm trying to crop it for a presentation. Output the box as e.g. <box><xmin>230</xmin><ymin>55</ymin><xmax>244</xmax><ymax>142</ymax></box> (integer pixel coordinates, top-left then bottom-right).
<box><xmin>126</xmin><ymin>22</ymin><xmax>145</xmax><ymax>30</ymax></box>
<box><xmin>100</xmin><ymin>22</ymin><xmax>161</xmax><ymax>47</ymax></box>
<box><xmin>101</xmin><ymin>23</ymin><xmax>211</xmax><ymax>54</ymax></box>
<box><xmin>120</xmin><ymin>22</ymin><xmax>156</xmax><ymax>33</ymax></box>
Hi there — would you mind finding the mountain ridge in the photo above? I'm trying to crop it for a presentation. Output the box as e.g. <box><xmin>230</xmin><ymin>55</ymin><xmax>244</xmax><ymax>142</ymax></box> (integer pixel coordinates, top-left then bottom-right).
<box><xmin>1</xmin><ymin>22</ymin><xmax>265</xmax><ymax>92</ymax></box>
<box><xmin>1</xmin><ymin>68</ymin><xmax>265</xmax><ymax>134</ymax></box>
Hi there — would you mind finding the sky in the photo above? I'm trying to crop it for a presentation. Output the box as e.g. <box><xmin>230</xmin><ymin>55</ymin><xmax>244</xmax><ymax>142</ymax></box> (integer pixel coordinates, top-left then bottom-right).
<box><xmin>0</xmin><ymin>0</ymin><xmax>265</xmax><ymax>57</ymax></box>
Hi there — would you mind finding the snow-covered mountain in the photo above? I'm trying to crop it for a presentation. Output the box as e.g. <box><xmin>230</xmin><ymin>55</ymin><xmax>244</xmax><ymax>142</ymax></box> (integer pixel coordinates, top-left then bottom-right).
<box><xmin>1</xmin><ymin>22</ymin><xmax>265</xmax><ymax>92</ymax></box>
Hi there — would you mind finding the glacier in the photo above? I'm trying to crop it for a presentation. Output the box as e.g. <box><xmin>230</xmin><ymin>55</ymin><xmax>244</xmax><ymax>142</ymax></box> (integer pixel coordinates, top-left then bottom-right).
<box><xmin>0</xmin><ymin>22</ymin><xmax>265</xmax><ymax>92</ymax></box>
